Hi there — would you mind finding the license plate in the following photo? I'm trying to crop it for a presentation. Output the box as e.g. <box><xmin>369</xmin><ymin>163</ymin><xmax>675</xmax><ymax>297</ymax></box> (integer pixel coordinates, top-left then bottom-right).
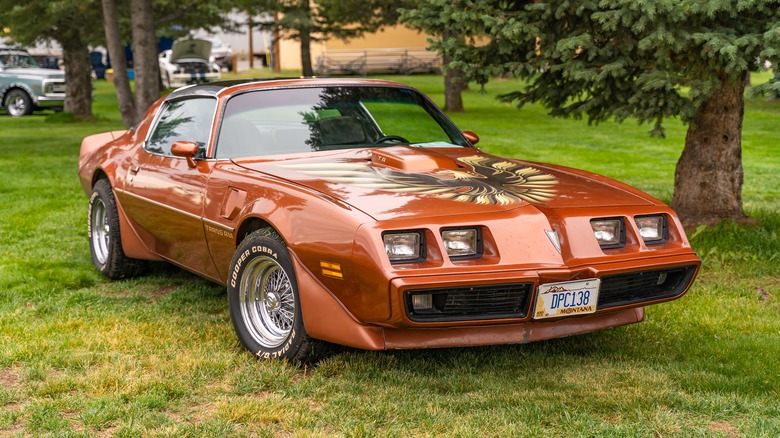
<box><xmin>533</xmin><ymin>278</ymin><xmax>601</xmax><ymax>319</ymax></box>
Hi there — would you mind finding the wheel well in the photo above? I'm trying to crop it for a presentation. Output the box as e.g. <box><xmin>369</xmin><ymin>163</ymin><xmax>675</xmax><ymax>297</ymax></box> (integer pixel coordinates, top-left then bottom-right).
<box><xmin>235</xmin><ymin>217</ymin><xmax>278</xmax><ymax>246</ymax></box>
<box><xmin>92</xmin><ymin>169</ymin><xmax>109</xmax><ymax>188</ymax></box>
<box><xmin>0</xmin><ymin>86</ymin><xmax>22</xmax><ymax>106</ymax></box>
<box><xmin>2</xmin><ymin>87</ymin><xmax>30</xmax><ymax>104</ymax></box>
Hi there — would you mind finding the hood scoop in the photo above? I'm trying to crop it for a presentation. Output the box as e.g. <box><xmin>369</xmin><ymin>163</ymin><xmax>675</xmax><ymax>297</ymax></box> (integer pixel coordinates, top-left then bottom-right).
<box><xmin>370</xmin><ymin>146</ymin><xmax>463</xmax><ymax>172</ymax></box>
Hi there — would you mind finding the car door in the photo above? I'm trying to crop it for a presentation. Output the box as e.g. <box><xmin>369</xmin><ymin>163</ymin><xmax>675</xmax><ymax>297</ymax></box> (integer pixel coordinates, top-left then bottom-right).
<box><xmin>118</xmin><ymin>96</ymin><xmax>221</xmax><ymax>280</ymax></box>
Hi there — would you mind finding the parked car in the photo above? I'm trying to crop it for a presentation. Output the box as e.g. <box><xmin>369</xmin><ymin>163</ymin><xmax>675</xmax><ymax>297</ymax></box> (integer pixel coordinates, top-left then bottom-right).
<box><xmin>159</xmin><ymin>37</ymin><xmax>221</xmax><ymax>89</ymax></box>
<box><xmin>0</xmin><ymin>46</ymin><xmax>65</xmax><ymax>116</ymax></box>
<box><xmin>203</xmin><ymin>36</ymin><xmax>233</xmax><ymax>72</ymax></box>
<box><xmin>78</xmin><ymin>78</ymin><xmax>700</xmax><ymax>361</ymax></box>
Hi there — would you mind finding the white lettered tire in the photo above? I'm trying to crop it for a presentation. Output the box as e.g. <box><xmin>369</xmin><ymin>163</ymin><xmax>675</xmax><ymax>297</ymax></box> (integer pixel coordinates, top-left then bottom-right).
<box><xmin>228</xmin><ymin>228</ymin><xmax>313</xmax><ymax>361</ymax></box>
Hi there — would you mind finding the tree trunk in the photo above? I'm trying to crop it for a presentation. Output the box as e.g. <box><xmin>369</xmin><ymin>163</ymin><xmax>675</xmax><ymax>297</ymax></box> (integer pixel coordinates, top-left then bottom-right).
<box><xmin>131</xmin><ymin>0</ymin><xmax>160</xmax><ymax>120</ymax></box>
<box><xmin>442</xmin><ymin>32</ymin><xmax>464</xmax><ymax>113</ymax></box>
<box><xmin>444</xmin><ymin>65</ymin><xmax>465</xmax><ymax>113</ymax></box>
<box><xmin>299</xmin><ymin>0</ymin><xmax>314</xmax><ymax>76</ymax></box>
<box><xmin>102</xmin><ymin>0</ymin><xmax>137</xmax><ymax>127</ymax></box>
<box><xmin>300</xmin><ymin>31</ymin><xmax>314</xmax><ymax>76</ymax></box>
<box><xmin>672</xmin><ymin>73</ymin><xmax>748</xmax><ymax>225</ymax></box>
<box><xmin>61</xmin><ymin>43</ymin><xmax>93</xmax><ymax>118</ymax></box>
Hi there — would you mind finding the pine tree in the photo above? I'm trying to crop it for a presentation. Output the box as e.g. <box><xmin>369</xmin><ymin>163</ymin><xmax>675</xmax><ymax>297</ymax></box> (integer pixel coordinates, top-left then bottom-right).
<box><xmin>408</xmin><ymin>0</ymin><xmax>780</xmax><ymax>225</ymax></box>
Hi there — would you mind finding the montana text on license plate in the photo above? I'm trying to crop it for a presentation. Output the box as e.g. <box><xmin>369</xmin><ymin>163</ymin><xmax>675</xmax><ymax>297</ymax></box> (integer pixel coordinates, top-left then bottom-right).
<box><xmin>533</xmin><ymin>279</ymin><xmax>601</xmax><ymax>319</ymax></box>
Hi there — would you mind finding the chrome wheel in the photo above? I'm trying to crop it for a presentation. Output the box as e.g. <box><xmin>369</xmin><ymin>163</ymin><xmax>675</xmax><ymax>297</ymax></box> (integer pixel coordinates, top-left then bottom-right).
<box><xmin>90</xmin><ymin>197</ymin><xmax>110</xmax><ymax>265</ymax></box>
<box><xmin>239</xmin><ymin>256</ymin><xmax>296</xmax><ymax>348</ymax></box>
<box><xmin>5</xmin><ymin>90</ymin><xmax>31</xmax><ymax>117</ymax></box>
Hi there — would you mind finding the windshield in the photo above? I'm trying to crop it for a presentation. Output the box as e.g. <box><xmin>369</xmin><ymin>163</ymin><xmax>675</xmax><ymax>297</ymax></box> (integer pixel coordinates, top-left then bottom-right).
<box><xmin>0</xmin><ymin>51</ymin><xmax>40</xmax><ymax>69</ymax></box>
<box><xmin>216</xmin><ymin>86</ymin><xmax>469</xmax><ymax>158</ymax></box>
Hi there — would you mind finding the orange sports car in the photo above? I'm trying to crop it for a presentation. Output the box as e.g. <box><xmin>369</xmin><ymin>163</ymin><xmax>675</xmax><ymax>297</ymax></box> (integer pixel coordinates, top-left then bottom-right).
<box><xmin>78</xmin><ymin>78</ymin><xmax>700</xmax><ymax>361</ymax></box>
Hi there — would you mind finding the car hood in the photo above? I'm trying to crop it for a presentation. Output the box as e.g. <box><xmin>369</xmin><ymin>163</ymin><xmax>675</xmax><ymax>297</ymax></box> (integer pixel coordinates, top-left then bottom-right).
<box><xmin>233</xmin><ymin>146</ymin><xmax>657</xmax><ymax>221</ymax></box>
<box><xmin>1</xmin><ymin>67</ymin><xmax>64</xmax><ymax>79</ymax></box>
<box><xmin>170</xmin><ymin>38</ymin><xmax>212</xmax><ymax>62</ymax></box>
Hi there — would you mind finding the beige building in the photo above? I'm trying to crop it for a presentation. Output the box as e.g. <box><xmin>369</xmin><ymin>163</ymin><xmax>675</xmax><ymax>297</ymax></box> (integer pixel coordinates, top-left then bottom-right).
<box><xmin>278</xmin><ymin>25</ymin><xmax>440</xmax><ymax>74</ymax></box>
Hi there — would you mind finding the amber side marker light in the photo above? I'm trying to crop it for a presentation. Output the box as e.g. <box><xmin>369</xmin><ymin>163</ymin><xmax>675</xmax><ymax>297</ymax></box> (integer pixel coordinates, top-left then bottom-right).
<box><xmin>320</xmin><ymin>261</ymin><xmax>343</xmax><ymax>279</ymax></box>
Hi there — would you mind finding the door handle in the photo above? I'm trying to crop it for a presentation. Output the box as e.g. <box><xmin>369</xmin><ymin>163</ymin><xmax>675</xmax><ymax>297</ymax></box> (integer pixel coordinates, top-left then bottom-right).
<box><xmin>130</xmin><ymin>166</ymin><xmax>140</xmax><ymax>175</ymax></box>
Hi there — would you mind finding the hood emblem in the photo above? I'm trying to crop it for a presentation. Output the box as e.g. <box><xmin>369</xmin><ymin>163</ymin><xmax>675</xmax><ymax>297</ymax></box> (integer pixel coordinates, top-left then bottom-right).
<box><xmin>282</xmin><ymin>155</ymin><xmax>558</xmax><ymax>205</ymax></box>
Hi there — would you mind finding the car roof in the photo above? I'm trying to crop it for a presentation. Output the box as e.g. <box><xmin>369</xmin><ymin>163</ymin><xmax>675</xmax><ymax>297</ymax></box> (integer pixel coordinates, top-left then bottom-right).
<box><xmin>164</xmin><ymin>77</ymin><xmax>410</xmax><ymax>101</ymax></box>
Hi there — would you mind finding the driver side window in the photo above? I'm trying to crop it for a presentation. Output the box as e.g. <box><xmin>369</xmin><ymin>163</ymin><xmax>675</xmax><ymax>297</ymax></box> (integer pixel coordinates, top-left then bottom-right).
<box><xmin>146</xmin><ymin>97</ymin><xmax>216</xmax><ymax>156</ymax></box>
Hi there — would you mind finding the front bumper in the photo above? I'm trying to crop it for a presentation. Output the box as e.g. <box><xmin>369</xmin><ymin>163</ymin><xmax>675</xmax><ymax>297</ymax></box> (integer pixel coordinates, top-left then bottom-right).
<box><xmin>295</xmin><ymin>255</ymin><xmax>699</xmax><ymax>351</ymax></box>
<box><xmin>398</xmin><ymin>264</ymin><xmax>697</xmax><ymax>324</ymax></box>
<box><xmin>381</xmin><ymin>307</ymin><xmax>646</xmax><ymax>349</ymax></box>
<box><xmin>35</xmin><ymin>94</ymin><xmax>65</xmax><ymax>108</ymax></box>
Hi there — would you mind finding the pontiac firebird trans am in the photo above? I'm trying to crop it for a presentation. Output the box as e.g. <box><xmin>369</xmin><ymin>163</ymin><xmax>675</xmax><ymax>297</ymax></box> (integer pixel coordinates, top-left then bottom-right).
<box><xmin>78</xmin><ymin>78</ymin><xmax>700</xmax><ymax>361</ymax></box>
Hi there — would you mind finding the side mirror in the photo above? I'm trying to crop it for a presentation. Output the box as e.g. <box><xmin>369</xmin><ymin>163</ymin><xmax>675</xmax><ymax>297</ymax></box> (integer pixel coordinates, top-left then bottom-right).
<box><xmin>171</xmin><ymin>141</ymin><xmax>199</xmax><ymax>168</ymax></box>
<box><xmin>462</xmin><ymin>130</ymin><xmax>480</xmax><ymax>145</ymax></box>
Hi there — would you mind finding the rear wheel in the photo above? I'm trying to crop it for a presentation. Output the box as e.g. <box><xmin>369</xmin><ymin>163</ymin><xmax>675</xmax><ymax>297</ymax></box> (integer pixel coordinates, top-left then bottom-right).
<box><xmin>4</xmin><ymin>89</ymin><xmax>33</xmax><ymax>117</ymax></box>
<box><xmin>228</xmin><ymin>228</ymin><xmax>314</xmax><ymax>361</ymax></box>
<box><xmin>88</xmin><ymin>179</ymin><xmax>145</xmax><ymax>279</ymax></box>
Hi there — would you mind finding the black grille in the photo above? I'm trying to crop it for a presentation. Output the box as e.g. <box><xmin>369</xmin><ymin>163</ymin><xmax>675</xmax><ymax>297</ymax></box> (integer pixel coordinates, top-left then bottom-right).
<box><xmin>597</xmin><ymin>265</ymin><xmax>697</xmax><ymax>309</ymax></box>
<box><xmin>406</xmin><ymin>283</ymin><xmax>533</xmax><ymax>322</ymax></box>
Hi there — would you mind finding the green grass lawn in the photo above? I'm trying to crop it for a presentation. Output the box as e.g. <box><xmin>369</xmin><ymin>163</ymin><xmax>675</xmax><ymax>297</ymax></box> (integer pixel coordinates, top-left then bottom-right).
<box><xmin>0</xmin><ymin>73</ymin><xmax>778</xmax><ymax>437</ymax></box>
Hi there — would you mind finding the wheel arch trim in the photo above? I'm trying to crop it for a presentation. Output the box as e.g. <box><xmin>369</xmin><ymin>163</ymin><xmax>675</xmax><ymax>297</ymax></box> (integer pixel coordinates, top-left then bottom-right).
<box><xmin>1</xmin><ymin>83</ymin><xmax>36</xmax><ymax>105</ymax></box>
<box><xmin>96</xmin><ymin>180</ymin><xmax>160</xmax><ymax>261</ymax></box>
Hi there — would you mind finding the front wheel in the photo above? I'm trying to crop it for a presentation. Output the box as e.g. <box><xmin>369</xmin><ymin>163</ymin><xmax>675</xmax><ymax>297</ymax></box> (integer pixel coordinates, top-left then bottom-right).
<box><xmin>228</xmin><ymin>228</ymin><xmax>314</xmax><ymax>361</ymax></box>
<box><xmin>4</xmin><ymin>89</ymin><xmax>33</xmax><ymax>117</ymax></box>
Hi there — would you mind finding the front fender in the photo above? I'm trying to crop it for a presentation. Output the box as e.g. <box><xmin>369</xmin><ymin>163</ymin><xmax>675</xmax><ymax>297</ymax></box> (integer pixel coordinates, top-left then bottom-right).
<box><xmin>1</xmin><ymin>82</ymin><xmax>36</xmax><ymax>105</ymax></box>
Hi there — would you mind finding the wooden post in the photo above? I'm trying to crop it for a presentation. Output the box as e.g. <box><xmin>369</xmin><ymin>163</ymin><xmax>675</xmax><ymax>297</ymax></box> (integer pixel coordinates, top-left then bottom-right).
<box><xmin>248</xmin><ymin>10</ymin><xmax>254</xmax><ymax>70</ymax></box>
<box><xmin>273</xmin><ymin>11</ymin><xmax>281</xmax><ymax>72</ymax></box>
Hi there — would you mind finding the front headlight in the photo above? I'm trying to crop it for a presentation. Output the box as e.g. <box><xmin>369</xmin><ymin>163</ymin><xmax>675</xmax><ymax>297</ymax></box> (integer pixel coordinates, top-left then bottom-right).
<box><xmin>591</xmin><ymin>218</ymin><xmax>624</xmax><ymax>248</ymax></box>
<box><xmin>441</xmin><ymin>228</ymin><xmax>479</xmax><ymax>258</ymax></box>
<box><xmin>635</xmin><ymin>215</ymin><xmax>666</xmax><ymax>243</ymax></box>
<box><xmin>383</xmin><ymin>231</ymin><xmax>422</xmax><ymax>262</ymax></box>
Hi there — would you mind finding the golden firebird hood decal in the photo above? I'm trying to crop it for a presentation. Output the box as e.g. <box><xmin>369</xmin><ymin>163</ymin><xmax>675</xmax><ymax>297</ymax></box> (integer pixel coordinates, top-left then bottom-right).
<box><xmin>282</xmin><ymin>155</ymin><xmax>558</xmax><ymax>205</ymax></box>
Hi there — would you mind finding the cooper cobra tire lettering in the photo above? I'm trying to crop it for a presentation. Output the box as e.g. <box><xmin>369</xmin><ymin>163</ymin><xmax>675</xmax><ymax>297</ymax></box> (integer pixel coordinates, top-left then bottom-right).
<box><xmin>227</xmin><ymin>228</ymin><xmax>314</xmax><ymax>362</ymax></box>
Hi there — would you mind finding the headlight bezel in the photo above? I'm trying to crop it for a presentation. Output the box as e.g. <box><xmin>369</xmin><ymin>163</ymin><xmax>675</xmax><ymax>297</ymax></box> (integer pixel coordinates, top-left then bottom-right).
<box><xmin>441</xmin><ymin>227</ymin><xmax>482</xmax><ymax>259</ymax></box>
<box><xmin>634</xmin><ymin>214</ymin><xmax>668</xmax><ymax>244</ymax></box>
<box><xmin>590</xmin><ymin>217</ymin><xmax>625</xmax><ymax>249</ymax></box>
<box><xmin>383</xmin><ymin>230</ymin><xmax>425</xmax><ymax>263</ymax></box>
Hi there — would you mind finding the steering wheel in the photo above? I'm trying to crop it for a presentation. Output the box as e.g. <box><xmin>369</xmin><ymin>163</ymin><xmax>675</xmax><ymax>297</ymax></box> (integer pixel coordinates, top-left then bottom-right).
<box><xmin>372</xmin><ymin>135</ymin><xmax>409</xmax><ymax>144</ymax></box>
